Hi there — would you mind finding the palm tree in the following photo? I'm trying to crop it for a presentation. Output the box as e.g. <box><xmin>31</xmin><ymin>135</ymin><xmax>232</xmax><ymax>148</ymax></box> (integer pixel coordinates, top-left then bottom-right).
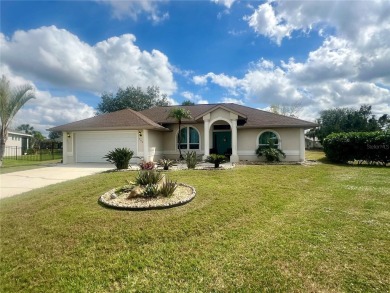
<box><xmin>168</xmin><ymin>107</ymin><xmax>192</xmax><ymax>160</ymax></box>
<box><xmin>0</xmin><ymin>75</ymin><xmax>35</xmax><ymax>167</ymax></box>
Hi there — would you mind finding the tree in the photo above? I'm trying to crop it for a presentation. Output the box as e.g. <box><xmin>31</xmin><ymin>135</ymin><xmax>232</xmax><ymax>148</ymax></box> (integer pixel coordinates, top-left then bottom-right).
<box><xmin>31</xmin><ymin>131</ymin><xmax>45</xmax><ymax>152</ymax></box>
<box><xmin>48</xmin><ymin>131</ymin><xmax>62</xmax><ymax>141</ymax></box>
<box><xmin>96</xmin><ymin>86</ymin><xmax>170</xmax><ymax>114</ymax></box>
<box><xmin>168</xmin><ymin>108</ymin><xmax>192</xmax><ymax>160</ymax></box>
<box><xmin>16</xmin><ymin>123</ymin><xmax>34</xmax><ymax>134</ymax></box>
<box><xmin>0</xmin><ymin>75</ymin><xmax>35</xmax><ymax>167</ymax></box>
<box><xmin>181</xmin><ymin>100</ymin><xmax>195</xmax><ymax>106</ymax></box>
<box><xmin>316</xmin><ymin>105</ymin><xmax>384</xmax><ymax>143</ymax></box>
<box><xmin>270</xmin><ymin>101</ymin><xmax>302</xmax><ymax>118</ymax></box>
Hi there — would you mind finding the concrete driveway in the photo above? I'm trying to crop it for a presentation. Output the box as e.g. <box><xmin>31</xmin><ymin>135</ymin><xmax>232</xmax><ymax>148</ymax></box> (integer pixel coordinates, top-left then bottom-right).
<box><xmin>0</xmin><ymin>163</ymin><xmax>114</xmax><ymax>199</ymax></box>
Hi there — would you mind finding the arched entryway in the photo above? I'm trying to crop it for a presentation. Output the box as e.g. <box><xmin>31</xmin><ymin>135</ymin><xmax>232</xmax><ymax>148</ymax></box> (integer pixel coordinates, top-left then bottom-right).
<box><xmin>210</xmin><ymin>122</ymin><xmax>232</xmax><ymax>157</ymax></box>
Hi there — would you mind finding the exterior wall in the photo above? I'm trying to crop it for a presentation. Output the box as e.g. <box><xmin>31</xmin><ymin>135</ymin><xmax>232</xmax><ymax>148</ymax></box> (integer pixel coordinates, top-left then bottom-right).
<box><xmin>160</xmin><ymin>123</ymin><xmax>204</xmax><ymax>160</ymax></box>
<box><xmin>6</xmin><ymin>134</ymin><xmax>23</xmax><ymax>148</ymax></box>
<box><xmin>147</xmin><ymin>130</ymin><xmax>164</xmax><ymax>161</ymax></box>
<box><xmin>237</xmin><ymin>128</ymin><xmax>303</xmax><ymax>161</ymax></box>
<box><xmin>62</xmin><ymin>132</ymin><xmax>75</xmax><ymax>164</ymax></box>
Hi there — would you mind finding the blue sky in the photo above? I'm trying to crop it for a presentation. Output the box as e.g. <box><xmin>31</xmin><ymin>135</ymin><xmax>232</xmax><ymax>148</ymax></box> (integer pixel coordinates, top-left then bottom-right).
<box><xmin>1</xmin><ymin>0</ymin><xmax>389</xmax><ymax>134</ymax></box>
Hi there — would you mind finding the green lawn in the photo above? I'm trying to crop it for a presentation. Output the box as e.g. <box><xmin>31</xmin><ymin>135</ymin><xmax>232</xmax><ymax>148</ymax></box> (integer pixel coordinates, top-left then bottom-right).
<box><xmin>1</xmin><ymin>161</ymin><xmax>389</xmax><ymax>292</ymax></box>
<box><xmin>0</xmin><ymin>159</ymin><xmax>62</xmax><ymax>174</ymax></box>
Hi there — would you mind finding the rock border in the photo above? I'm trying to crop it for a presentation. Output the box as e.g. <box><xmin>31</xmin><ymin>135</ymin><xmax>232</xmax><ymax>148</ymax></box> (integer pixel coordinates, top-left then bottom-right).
<box><xmin>98</xmin><ymin>183</ymin><xmax>196</xmax><ymax>211</ymax></box>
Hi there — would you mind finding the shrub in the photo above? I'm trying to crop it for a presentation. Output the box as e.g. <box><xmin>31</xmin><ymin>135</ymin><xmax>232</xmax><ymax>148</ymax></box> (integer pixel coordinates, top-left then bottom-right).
<box><xmin>135</xmin><ymin>170</ymin><xmax>162</xmax><ymax>186</ymax></box>
<box><xmin>206</xmin><ymin>154</ymin><xmax>227</xmax><ymax>168</ymax></box>
<box><xmin>103</xmin><ymin>148</ymin><xmax>134</xmax><ymax>169</ymax></box>
<box><xmin>184</xmin><ymin>151</ymin><xmax>198</xmax><ymax>169</ymax></box>
<box><xmin>142</xmin><ymin>184</ymin><xmax>160</xmax><ymax>197</ymax></box>
<box><xmin>158</xmin><ymin>158</ymin><xmax>174</xmax><ymax>170</ymax></box>
<box><xmin>159</xmin><ymin>179</ymin><xmax>177</xmax><ymax>197</ymax></box>
<box><xmin>323</xmin><ymin>131</ymin><xmax>390</xmax><ymax>165</ymax></box>
<box><xmin>256</xmin><ymin>142</ymin><xmax>286</xmax><ymax>162</ymax></box>
<box><xmin>140</xmin><ymin>161</ymin><xmax>155</xmax><ymax>170</ymax></box>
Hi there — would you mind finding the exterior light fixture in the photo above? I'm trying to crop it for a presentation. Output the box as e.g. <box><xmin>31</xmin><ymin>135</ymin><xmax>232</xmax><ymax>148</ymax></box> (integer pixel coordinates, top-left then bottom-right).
<box><xmin>138</xmin><ymin>131</ymin><xmax>143</xmax><ymax>137</ymax></box>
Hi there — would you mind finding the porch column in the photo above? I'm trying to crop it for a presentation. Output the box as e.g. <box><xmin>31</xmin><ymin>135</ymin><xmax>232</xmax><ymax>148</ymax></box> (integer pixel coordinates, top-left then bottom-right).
<box><xmin>230</xmin><ymin>119</ymin><xmax>239</xmax><ymax>163</ymax></box>
<box><xmin>299</xmin><ymin>128</ymin><xmax>305</xmax><ymax>162</ymax></box>
<box><xmin>202</xmin><ymin>116</ymin><xmax>210</xmax><ymax>161</ymax></box>
<box><xmin>143</xmin><ymin>129</ymin><xmax>149</xmax><ymax>162</ymax></box>
<box><xmin>62</xmin><ymin>132</ymin><xmax>68</xmax><ymax>164</ymax></box>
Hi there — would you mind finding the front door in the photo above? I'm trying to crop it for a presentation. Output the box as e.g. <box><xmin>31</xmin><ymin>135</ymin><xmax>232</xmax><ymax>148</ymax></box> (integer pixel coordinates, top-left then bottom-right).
<box><xmin>213</xmin><ymin>131</ymin><xmax>232</xmax><ymax>155</ymax></box>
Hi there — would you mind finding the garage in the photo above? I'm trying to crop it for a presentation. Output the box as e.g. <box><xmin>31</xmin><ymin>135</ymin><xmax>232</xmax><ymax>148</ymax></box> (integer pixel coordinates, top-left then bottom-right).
<box><xmin>75</xmin><ymin>131</ymin><xmax>138</xmax><ymax>163</ymax></box>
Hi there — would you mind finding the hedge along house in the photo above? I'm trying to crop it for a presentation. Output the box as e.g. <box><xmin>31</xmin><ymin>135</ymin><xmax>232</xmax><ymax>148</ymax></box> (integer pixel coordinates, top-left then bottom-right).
<box><xmin>48</xmin><ymin>103</ymin><xmax>317</xmax><ymax>164</ymax></box>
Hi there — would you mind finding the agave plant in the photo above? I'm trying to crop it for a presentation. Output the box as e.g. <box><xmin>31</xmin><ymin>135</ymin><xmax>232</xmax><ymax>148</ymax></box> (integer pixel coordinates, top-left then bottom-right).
<box><xmin>135</xmin><ymin>170</ymin><xmax>163</xmax><ymax>186</ymax></box>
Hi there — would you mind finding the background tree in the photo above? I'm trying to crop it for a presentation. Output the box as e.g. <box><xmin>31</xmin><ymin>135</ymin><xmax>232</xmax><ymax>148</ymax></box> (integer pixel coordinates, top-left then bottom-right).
<box><xmin>181</xmin><ymin>100</ymin><xmax>195</xmax><ymax>106</ymax></box>
<box><xmin>270</xmin><ymin>101</ymin><xmax>302</xmax><ymax>118</ymax></box>
<box><xmin>96</xmin><ymin>86</ymin><xmax>170</xmax><ymax>114</ymax></box>
<box><xmin>316</xmin><ymin>105</ymin><xmax>385</xmax><ymax>143</ymax></box>
<box><xmin>48</xmin><ymin>131</ymin><xmax>62</xmax><ymax>141</ymax></box>
<box><xmin>168</xmin><ymin>108</ymin><xmax>192</xmax><ymax>160</ymax></box>
<box><xmin>0</xmin><ymin>75</ymin><xmax>35</xmax><ymax>167</ymax></box>
<box><xmin>16</xmin><ymin>123</ymin><xmax>34</xmax><ymax>134</ymax></box>
<box><xmin>31</xmin><ymin>131</ymin><xmax>45</xmax><ymax>153</ymax></box>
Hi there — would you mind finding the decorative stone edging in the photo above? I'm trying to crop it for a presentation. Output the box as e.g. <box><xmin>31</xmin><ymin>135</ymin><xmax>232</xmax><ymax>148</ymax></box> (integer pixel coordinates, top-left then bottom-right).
<box><xmin>98</xmin><ymin>183</ymin><xmax>196</xmax><ymax>210</ymax></box>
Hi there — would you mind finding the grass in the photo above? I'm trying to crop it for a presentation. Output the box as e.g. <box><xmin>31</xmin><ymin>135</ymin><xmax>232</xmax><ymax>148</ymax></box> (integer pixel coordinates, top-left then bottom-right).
<box><xmin>0</xmin><ymin>159</ymin><xmax>62</xmax><ymax>174</ymax></box>
<box><xmin>1</xmin><ymin>156</ymin><xmax>389</xmax><ymax>292</ymax></box>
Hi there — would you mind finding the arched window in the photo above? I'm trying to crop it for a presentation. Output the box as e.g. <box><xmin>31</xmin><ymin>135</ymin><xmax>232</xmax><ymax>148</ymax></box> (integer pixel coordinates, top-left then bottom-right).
<box><xmin>178</xmin><ymin>126</ymin><xmax>200</xmax><ymax>150</ymax></box>
<box><xmin>258</xmin><ymin>131</ymin><xmax>280</xmax><ymax>148</ymax></box>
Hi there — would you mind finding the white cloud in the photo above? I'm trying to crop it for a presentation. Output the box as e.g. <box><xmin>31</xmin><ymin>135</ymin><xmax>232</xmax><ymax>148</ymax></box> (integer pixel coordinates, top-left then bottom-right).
<box><xmin>1</xmin><ymin>26</ymin><xmax>176</xmax><ymax>96</ymax></box>
<box><xmin>2</xmin><ymin>65</ymin><xmax>95</xmax><ymax>135</ymax></box>
<box><xmin>97</xmin><ymin>0</ymin><xmax>169</xmax><ymax>23</ymax></box>
<box><xmin>245</xmin><ymin>2</ymin><xmax>294</xmax><ymax>45</ymax></box>
<box><xmin>191</xmin><ymin>0</ymin><xmax>390</xmax><ymax>120</ymax></box>
<box><xmin>220</xmin><ymin>97</ymin><xmax>244</xmax><ymax>105</ymax></box>
<box><xmin>181</xmin><ymin>91</ymin><xmax>209</xmax><ymax>104</ymax></box>
<box><xmin>212</xmin><ymin>0</ymin><xmax>237</xmax><ymax>9</ymax></box>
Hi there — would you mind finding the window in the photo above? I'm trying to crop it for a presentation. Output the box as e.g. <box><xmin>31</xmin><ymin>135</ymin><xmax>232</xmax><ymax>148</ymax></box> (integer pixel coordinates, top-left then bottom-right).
<box><xmin>178</xmin><ymin>127</ymin><xmax>200</xmax><ymax>150</ymax></box>
<box><xmin>258</xmin><ymin>131</ymin><xmax>280</xmax><ymax>148</ymax></box>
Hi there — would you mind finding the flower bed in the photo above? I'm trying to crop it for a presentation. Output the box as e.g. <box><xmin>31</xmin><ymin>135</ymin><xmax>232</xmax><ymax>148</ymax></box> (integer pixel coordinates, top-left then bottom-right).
<box><xmin>99</xmin><ymin>183</ymin><xmax>196</xmax><ymax>210</ymax></box>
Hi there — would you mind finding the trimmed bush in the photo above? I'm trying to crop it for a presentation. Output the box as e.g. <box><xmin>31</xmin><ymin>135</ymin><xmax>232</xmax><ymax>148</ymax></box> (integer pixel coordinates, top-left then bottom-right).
<box><xmin>323</xmin><ymin>131</ymin><xmax>390</xmax><ymax>165</ymax></box>
<box><xmin>256</xmin><ymin>143</ymin><xmax>286</xmax><ymax>162</ymax></box>
<box><xmin>104</xmin><ymin>148</ymin><xmax>134</xmax><ymax>169</ymax></box>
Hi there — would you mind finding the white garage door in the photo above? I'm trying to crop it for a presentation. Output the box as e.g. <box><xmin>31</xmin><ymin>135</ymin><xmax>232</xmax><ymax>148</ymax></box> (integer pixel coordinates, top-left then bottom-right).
<box><xmin>76</xmin><ymin>131</ymin><xmax>138</xmax><ymax>163</ymax></box>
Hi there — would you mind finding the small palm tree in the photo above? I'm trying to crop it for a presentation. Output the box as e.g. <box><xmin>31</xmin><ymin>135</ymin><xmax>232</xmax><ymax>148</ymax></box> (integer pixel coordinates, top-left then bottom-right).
<box><xmin>0</xmin><ymin>75</ymin><xmax>35</xmax><ymax>167</ymax></box>
<box><xmin>168</xmin><ymin>107</ymin><xmax>192</xmax><ymax>160</ymax></box>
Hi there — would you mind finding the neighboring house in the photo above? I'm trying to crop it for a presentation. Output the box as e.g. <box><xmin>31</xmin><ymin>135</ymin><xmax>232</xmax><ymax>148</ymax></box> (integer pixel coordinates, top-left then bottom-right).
<box><xmin>5</xmin><ymin>130</ymin><xmax>32</xmax><ymax>156</ymax></box>
<box><xmin>48</xmin><ymin>103</ymin><xmax>317</xmax><ymax>164</ymax></box>
<box><xmin>305</xmin><ymin>137</ymin><xmax>323</xmax><ymax>149</ymax></box>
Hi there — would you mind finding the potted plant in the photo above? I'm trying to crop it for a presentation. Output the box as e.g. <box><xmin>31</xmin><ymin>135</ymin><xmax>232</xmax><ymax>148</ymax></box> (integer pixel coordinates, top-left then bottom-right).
<box><xmin>158</xmin><ymin>158</ymin><xmax>174</xmax><ymax>170</ymax></box>
<box><xmin>206</xmin><ymin>154</ymin><xmax>227</xmax><ymax>168</ymax></box>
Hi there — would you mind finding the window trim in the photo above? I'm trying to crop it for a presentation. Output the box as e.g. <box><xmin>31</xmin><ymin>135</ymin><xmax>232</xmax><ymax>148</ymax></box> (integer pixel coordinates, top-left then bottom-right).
<box><xmin>256</xmin><ymin>130</ymin><xmax>281</xmax><ymax>149</ymax></box>
<box><xmin>176</xmin><ymin>125</ymin><xmax>201</xmax><ymax>150</ymax></box>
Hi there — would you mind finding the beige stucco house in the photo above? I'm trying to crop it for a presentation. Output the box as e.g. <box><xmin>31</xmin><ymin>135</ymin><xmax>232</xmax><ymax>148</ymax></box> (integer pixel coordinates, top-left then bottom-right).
<box><xmin>49</xmin><ymin>103</ymin><xmax>317</xmax><ymax>164</ymax></box>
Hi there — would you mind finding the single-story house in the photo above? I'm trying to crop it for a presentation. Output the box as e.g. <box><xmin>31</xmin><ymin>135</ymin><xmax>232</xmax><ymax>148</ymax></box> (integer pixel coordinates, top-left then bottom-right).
<box><xmin>305</xmin><ymin>137</ymin><xmax>323</xmax><ymax>149</ymax></box>
<box><xmin>5</xmin><ymin>130</ymin><xmax>32</xmax><ymax>156</ymax></box>
<box><xmin>48</xmin><ymin>103</ymin><xmax>317</xmax><ymax>164</ymax></box>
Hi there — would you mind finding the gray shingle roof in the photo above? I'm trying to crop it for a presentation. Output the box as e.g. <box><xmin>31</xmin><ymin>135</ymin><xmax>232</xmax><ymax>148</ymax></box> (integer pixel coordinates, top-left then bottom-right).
<box><xmin>48</xmin><ymin>108</ymin><xmax>168</xmax><ymax>132</ymax></box>
<box><xmin>140</xmin><ymin>103</ymin><xmax>318</xmax><ymax>129</ymax></box>
<box><xmin>48</xmin><ymin>103</ymin><xmax>318</xmax><ymax>132</ymax></box>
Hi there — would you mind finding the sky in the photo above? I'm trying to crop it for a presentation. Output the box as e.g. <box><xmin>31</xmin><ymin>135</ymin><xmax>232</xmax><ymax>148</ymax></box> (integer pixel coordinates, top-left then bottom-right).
<box><xmin>1</xmin><ymin>0</ymin><xmax>389</xmax><ymax>135</ymax></box>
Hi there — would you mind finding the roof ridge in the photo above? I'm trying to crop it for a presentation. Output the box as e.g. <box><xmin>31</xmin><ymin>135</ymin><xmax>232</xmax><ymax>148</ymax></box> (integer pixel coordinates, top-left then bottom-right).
<box><xmin>125</xmin><ymin>108</ymin><xmax>164</xmax><ymax>128</ymax></box>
